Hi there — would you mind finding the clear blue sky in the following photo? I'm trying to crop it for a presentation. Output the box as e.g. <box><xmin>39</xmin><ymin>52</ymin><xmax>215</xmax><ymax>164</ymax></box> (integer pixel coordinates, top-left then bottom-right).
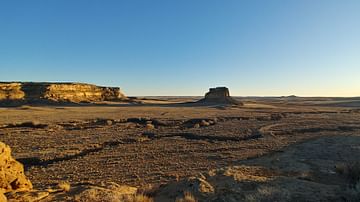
<box><xmin>0</xmin><ymin>1</ymin><xmax>359</xmax><ymax>96</ymax></box>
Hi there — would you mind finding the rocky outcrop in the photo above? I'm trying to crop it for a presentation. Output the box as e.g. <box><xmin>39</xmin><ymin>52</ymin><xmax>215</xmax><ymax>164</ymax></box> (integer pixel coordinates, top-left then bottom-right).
<box><xmin>0</xmin><ymin>142</ymin><xmax>148</xmax><ymax>202</ymax></box>
<box><xmin>205</xmin><ymin>87</ymin><xmax>230</xmax><ymax>100</ymax></box>
<box><xmin>0</xmin><ymin>82</ymin><xmax>126</xmax><ymax>105</ymax></box>
<box><xmin>0</xmin><ymin>142</ymin><xmax>33</xmax><ymax>194</ymax></box>
<box><xmin>198</xmin><ymin>87</ymin><xmax>243</xmax><ymax>105</ymax></box>
<box><xmin>0</xmin><ymin>83</ymin><xmax>25</xmax><ymax>100</ymax></box>
<box><xmin>6</xmin><ymin>182</ymin><xmax>143</xmax><ymax>202</ymax></box>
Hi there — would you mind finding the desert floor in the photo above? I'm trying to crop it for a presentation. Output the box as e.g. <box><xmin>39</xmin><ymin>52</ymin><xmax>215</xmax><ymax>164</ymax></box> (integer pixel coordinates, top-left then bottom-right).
<box><xmin>1</xmin><ymin>97</ymin><xmax>360</xmax><ymax>201</ymax></box>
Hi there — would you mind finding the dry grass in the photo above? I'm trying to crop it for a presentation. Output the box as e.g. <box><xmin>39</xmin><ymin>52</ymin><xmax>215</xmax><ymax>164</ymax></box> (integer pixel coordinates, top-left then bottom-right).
<box><xmin>244</xmin><ymin>186</ymin><xmax>290</xmax><ymax>202</ymax></box>
<box><xmin>131</xmin><ymin>194</ymin><xmax>154</xmax><ymax>202</ymax></box>
<box><xmin>175</xmin><ymin>191</ymin><xmax>197</xmax><ymax>202</ymax></box>
<box><xmin>58</xmin><ymin>181</ymin><xmax>71</xmax><ymax>192</ymax></box>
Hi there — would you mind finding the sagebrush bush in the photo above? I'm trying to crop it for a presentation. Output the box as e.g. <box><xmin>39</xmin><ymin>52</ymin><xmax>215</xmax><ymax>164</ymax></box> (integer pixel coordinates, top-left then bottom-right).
<box><xmin>336</xmin><ymin>162</ymin><xmax>360</xmax><ymax>201</ymax></box>
<box><xmin>175</xmin><ymin>191</ymin><xmax>197</xmax><ymax>202</ymax></box>
<box><xmin>336</xmin><ymin>161</ymin><xmax>360</xmax><ymax>187</ymax></box>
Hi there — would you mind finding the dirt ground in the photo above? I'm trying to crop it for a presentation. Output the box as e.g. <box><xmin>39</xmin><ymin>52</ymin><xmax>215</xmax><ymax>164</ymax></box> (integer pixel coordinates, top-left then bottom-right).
<box><xmin>1</xmin><ymin>97</ymin><xmax>360</xmax><ymax>201</ymax></box>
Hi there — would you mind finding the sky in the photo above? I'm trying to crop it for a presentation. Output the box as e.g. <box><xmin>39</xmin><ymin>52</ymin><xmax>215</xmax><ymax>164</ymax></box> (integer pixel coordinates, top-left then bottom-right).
<box><xmin>0</xmin><ymin>0</ymin><xmax>359</xmax><ymax>96</ymax></box>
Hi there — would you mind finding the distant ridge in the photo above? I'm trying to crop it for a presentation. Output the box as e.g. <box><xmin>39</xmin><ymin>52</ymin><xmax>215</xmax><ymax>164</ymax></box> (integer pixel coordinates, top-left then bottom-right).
<box><xmin>0</xmin><ymin>82</ymin><xmax>127</xmax><ymax>106</ymax></box>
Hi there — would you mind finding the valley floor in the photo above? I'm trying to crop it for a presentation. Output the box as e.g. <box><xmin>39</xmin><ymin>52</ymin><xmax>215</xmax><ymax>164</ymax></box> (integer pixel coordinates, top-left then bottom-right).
<box><xmin>0</xmin><ymin>98</ymin><xmax>359</xmax><ymax>201</ymax></box>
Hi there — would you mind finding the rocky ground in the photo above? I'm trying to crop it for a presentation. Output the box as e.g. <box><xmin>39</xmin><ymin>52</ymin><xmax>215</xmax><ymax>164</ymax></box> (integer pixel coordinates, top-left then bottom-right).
<box><xmin>0</xmin><ymin>97</ymin><xmax>360</xmax><ymax>201</ymax></box>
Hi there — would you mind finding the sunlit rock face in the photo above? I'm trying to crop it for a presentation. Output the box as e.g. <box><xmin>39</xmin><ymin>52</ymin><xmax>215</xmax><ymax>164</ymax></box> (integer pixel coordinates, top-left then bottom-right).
<box><xmin>0</xmin><ymin>82</ymin><xmax>126</xmax><ymax>104</ymax></box>
<box><xmin>0</xmin><ymin>141</ymin><xmax>33</xmax><ymax>193</ymax></box>
<box><xmin>0</xmin><ymin>83</ymin><xmax>25</xmax><ymax>100</ymax></box>
<box><xmin>41</xmin><ymin>83</ymin><xmax>125</xmax><ymax>102</ymax></box>
<box><xmin>199</xmin><ymin>87</ymin><xmax>243</xmax><ymax>105</ymax></box>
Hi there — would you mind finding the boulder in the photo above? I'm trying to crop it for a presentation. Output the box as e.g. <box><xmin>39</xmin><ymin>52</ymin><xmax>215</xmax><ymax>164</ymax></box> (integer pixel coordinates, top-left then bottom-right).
<box><xmin>0</xmin><ymin>142</ymin><xmax>32</xmax><ymax>193</ymax></box>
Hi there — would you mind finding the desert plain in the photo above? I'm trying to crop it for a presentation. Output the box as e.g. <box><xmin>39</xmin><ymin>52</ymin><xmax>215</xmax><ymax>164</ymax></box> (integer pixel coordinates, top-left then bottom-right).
<box><xmin>0</xmin><ymin>86</ymin><xmax>360</xmax><ymax>201</ymax></box>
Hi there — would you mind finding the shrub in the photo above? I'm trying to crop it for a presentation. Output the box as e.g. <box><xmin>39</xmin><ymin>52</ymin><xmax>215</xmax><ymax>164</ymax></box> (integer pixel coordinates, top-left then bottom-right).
<box><xmin>175</xmin><ymin>191</ymin><xmax>197</xmax><ymax>202</ymax></box>
<box><xmin>58</xmin><ymin>181</ymin><xmax>71</xmax><ymax>192</ymax></box>
<box><xmin>244</xmin><ymin>186</ymin><xmax>290</xmax><ymax>202</ymax></box>
<box><xmin>131</xmin><ymin>194</ymin><xmax>154</xmax><ymax>202</ymax></box>
<box><xmin>336</xmin><ymin>162</ymin><xmax>360</xmax><ymax>201</ymax></box>
<box><xmin>336</xmin><ymin>161</ymin><xmax>360</xmax><ymax>187</ymax></box>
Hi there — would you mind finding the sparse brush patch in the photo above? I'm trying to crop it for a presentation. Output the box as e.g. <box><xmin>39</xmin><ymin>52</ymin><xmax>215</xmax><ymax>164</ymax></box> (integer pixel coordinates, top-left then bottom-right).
<box><xmin>336</xmin><ymin>161</ymin><xmax>360</xmax><ymax>187</ymax></box>
<box><xmin>347</xmin><ymin>162</ymin><xmax>360</xmax><ymax>187</ymax></box>
<box><xmin>244</xmin><ymin>186</ymin><xmax>290</xmax><ymax>202</ymax></box>
<box><xmin>175</xmin><ymin>191</ymin><xmax>197</xmax><ymax>202</ymax></box>
<box><xmin>58</xmin><ymin>181</ymin><xmax>71</xmax><ymax>192</ymax></box>
<box><xmin>131</xmin><ymin>194</ymin><xmax>154</xmax><ymax>202</ymax></box>
<box><xmin>335</xmin><ymin>163</ymin><xmax>347</xmax><ymax>175</ymax></box>
<box><xmin>336</xmin><ymin>162</ymin><xmax>360</xmax><ymax>201</ymax></box>
<box><xmin>137</xmin><ymin>184</ymin><xmax>158</xmax><ymax>196</ymax></box>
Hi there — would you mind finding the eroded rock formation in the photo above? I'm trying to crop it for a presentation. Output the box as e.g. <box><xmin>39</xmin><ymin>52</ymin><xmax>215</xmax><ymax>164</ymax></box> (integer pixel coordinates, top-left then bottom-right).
<box><xmin>0</xmin><ymin>82</ymin><xmax>126</xmax><ymax>104</ymax></box>
<box><xmin>198</xmin><ymin>87</ymin><xmax>243</xmax><ymax>105</ymax></box>
<box><xmin>0</xmin><ymin>83</ymin><xmax>25</xmax><ymax>100</ymax></box>
<box><xmin>205</xmin><ymin>87</ymin><xmax>230</xmax><ymax>100</ymax></box>
<box><xmin>0</xmin><ymin>142</ymin><xmax>33</xmax><ymax>194</ymax></box>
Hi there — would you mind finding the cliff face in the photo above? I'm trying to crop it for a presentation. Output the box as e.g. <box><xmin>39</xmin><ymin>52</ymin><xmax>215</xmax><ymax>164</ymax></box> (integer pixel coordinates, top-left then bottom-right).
<box><xmin>198</xmin><ymin>87</ymin><xmax>243</xmax><ymax>105</ymax></box>
<box><xmin>0</xmin><ymin>83</ymin><xmax>25</xmax><ymax>100</ymax></box>
<box><xmin>205</xmin><ymin>87</ymin><xmax>230</xmax><ymax>100</ymax></box>
<box><xmin>41</xmin><ymin>83</ymin><xmax>125</xmax><ymax>102</ymax></box>
<box><xmin>0</xmin><ymin>82</ymin><xmax>126</xmax><ymax>104</ymax></box>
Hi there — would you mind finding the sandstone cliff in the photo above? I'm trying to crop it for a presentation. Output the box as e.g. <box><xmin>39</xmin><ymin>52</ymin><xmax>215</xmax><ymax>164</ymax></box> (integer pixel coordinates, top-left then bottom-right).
<box><xmin>0</xmin><ymin>83</ymin><xmax>25</xmax><ymax>100</ymax></box>
<box><xmin>0</xmin><ymin>82</ymin><xmax>126</xmax><ymax>105</ymax></box>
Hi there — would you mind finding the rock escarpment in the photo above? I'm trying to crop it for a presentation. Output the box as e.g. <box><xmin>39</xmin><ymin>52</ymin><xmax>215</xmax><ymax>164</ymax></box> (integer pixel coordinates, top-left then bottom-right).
<box><xmin>198</xmin><ymin>87</ymin><xmax>243</xmax><ymax>105</ymax></box>
<box><xmin>0</xmin><ymin>82</ymin><xmax>126</xmax><ymax>105</ymax></box>
<box><xmin>0</xmin><ymin>83</ymin><xmax>25</xmax><ymax>100</ymax></box>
